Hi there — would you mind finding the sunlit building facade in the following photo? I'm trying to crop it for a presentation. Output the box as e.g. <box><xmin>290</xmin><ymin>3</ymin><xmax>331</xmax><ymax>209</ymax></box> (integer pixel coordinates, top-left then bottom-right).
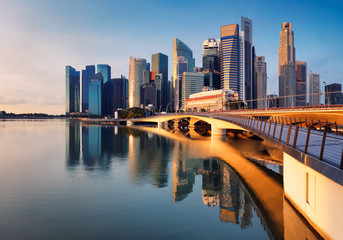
<box><xmin>152</xmin><ymin>52</ymin><xmax>168</xmax><ymax>108</ymax></box>
<box><xmin>181</xmin><ymin>72</ymin><xmax>204</xmax><ymax>110</ymax></box>
<box><xmin>173</xmin><ymin>38</ymin><xmax>195</xmax><ymax>109</ymax></box>
<box><xmin>220</xmin><ymin>24</ymin><xmax>240</xmax><ymax>92</ymax></box>
<box><xmin>129</xmin><ymin>56</ymin><xmax>147</xmax><ymax>107</ymax></box>
<box><xmin>254</xmin><ymin>56</ymin><xmax>267</xmax><ymax>109</ymax></box>
<box><xmin>65</xmin><ymin>66</ymin><xmax>80</xmax><ymax>114</ymax></box>
<box><xmin>279</xmin><ymin>22</ymin><xmax>296</xmax><ymax>107</ymax></box>
<box><xmin>295</xmin><ymin>61</ymin><xmax>307</xmax><ymax>106</ymax></box>
<box><xmin>175</xmin><ymin>57</ymin><xmax>188</xmax><ymax>111</ymax></box>
<box><xmin>309</xmin><ymin>72</ymin><xmax>320</xmax><ymax>106</ymax></box>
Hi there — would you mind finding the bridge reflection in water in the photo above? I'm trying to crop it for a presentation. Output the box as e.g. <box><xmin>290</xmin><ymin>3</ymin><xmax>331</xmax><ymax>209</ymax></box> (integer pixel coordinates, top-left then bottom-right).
<box><xmin>66</xmin><ymin>122</ymin><xmax>322</xmax><ymax>239</ymax></box>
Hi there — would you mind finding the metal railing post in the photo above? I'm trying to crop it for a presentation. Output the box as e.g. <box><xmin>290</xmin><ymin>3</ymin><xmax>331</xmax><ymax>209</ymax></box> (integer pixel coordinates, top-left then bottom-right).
<box><xmin>259</xmin><ymin>117</ymin><xmax>263</xmax><ymax>132</ymax></box>
<box><xmin>279</xmin><ymin>118</ymin><xmax>284</xmax><ymax>141</ymax></box>
<box><xmin>273</xmin><ymin>119</ymin><xmax>277</xmax><ymax>138</ymax></box>
<box><xmin>268</xmin><ymin>119</ymin><xmax>272</xmax><ymax>136</ymax></box>
<box><xmin>286</xmin><ymin>123</ymin><xmax>292</xmax><ymax>145</ymax></box>
<box><xmin>304</xmin><ymin>127</ymin><xmax>311</xmax><ymax>154</ymax></box>
<box><xmin>319</xmin><ymin>123</ymin><xmax>328</xmax><ymax>160</ymax></box>
<box><xmin>293</xmin><ymin>125</ymin><xmax>299</xmax><ymax>148</ymax></box>
<box><xmin>263</xmin><ymin>118</ymin><xmax>267</xmax><ymax>133</ymax></box>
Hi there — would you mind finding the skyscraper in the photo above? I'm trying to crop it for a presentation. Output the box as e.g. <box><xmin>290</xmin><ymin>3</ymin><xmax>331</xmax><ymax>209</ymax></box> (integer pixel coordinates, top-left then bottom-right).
<box><xmin>140</xmin><ymin>83</ymin><xmax>157</xmax><ymax>108</ymax></box>
<box><xmin>173</xmin><ymin>38</ymin><xmax>195</xmax><ymax>109</ymax></box>
<box><xmin>325</xmin><ymin>83</ymin><xmax>343</xmax><ymax>105</ymax></box>
<box><xmin>181</xmin><ymin>72</ymin><xmax>204</xmax><ymax>110</ymax></box>
<box><xmin>81</xmin><ymin>65</ymin><xmax>95</xmax><ymax>112</ymax></box>
<box><xmin>112</xmin><ymin>75</ymin><xmax>129</xmax><ymax>110</ymax></box>
<box><xmin>65</xmin><ymin>66</ymin><xmax>80</xmax><ymax>114</ymax></box>
<box><xmin>220</xmin><ymin>24</ymin><xmax>240</xmax><ymax>92</ymax></box>
<box><xmin>152</xmin><ymin>52</ymin><xmax>168</xmax><ymax>108</ymax></box>
<box><xmin>309</xmin><ymin>72</ymin><xmax>320</xmax><ymax>105</ymax></box>
<box><xmin>254</xmin><ymin>56</ymin><xmax>267</xmax><ymax>109</ymax></box>
<box><xmin>295</xmin><ymin>61</ymin><xmax>307</xmax><ymax>106</ymax></box>
<box><xmin>175</xmin><ymin>57</ymin><xmax>188</xmax><ymax>111</ymax></box>
<box><xmin>203</xmin><ymin>38</ymin><xmax>221</xmax><ymax>89</ymax></box>
<box><xmin>279</xmin><ymin>22</ymin><xmax>296</xmax><ymax>107</ymax></box>
<box><xmin>88</xmin><ymin>73</ymin><xmax>103</xmax><ymax>115</ymax></box>
<box><xmin>129</xmin><ymin>56</ymin><xmax>147</xmax><ymax>108</ymax></box>
<box><xmin>241</xmin><ymin>17</ymin><xmax>253</xmax><ymax>106</ymax></box>
<box><xmin>97</xmin><ymin>64</ymin><xmax>111</xmax><ymax>83</ymax></box>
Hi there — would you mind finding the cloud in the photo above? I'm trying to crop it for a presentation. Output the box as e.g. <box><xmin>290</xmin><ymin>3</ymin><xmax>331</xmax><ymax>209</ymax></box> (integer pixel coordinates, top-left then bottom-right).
<box><xmin>0</xmin><ymin>96</ymin><xmax>27</xmax><ymax>105</ymax></box>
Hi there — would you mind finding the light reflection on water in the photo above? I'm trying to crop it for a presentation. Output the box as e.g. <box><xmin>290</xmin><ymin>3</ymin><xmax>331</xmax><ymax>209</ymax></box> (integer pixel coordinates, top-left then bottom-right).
<box><xmin>0</xmin><ymin>120</ymin><xmax>321</xmax><ymax>240</ymax></box>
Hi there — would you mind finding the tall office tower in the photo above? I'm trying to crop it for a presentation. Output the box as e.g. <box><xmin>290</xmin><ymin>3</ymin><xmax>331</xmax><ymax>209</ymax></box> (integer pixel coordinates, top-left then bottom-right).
<box><xmin>279</xmin><ymin>22</ymin><xmax>296</xmax><ymax>107</ymax></box>
<box><xmin>97</xmin><ymin>64</ymin><xmax>111</xmax><ymax>83</ymax></box>
<box><xmin>325</xmin><ymin>83</ymin><xmax>343</xmax><ymax>105</ymax></box>
<box><xmin>112</xmin><ymin>76</ymin><xmax>129</xmax><ymax>110</ymax></box>
<box><xmin>295</xmin><ymin>61</ymin><xmax>307</xmax><ymax>106</ymax></box>
<box><xmin>175</xmin><ymin>57</ymin><xmax>188</xmax><ymax>111</ymax></box>
<box><xmin>254</xmin><ymin>56</ymin><xmax>267</xmax><ymax>109</ymax></box>
<box><xmin>140</xmin><ymin>83</ymin><xmax>157</xmax><ymax>108</ymax></box>
<box><xmin>181</xmin><ymin>72</ymin><xmax>204</xmax><ymax>110</ymax></box>
<box><xmin>129</xmin><ymin>56</ymin><xmax>147</xmax><ymax>108</ymax></box>
<box><xmin>309</xmin><ymin>72</ymin><xmax>320</xmax><ymax>105</ymax></box>
<box><xmin>81</xmin><ymin>65</ymin><xmax>95</xmax><ymax>112</ymax></box>
<box><xmin>239</xmin><ymin>31</ymin><xmax>245</xmax><ymax>101</ymax></box>
<box><xmin>241</xmin><ymin>17</ymin><xmax>253</xmax><ymax>106</ymax></box>
<box><xmin>152</xmin><ymin>52</ymin><xmax>168</xmax><ymax>108</ymax></box>
<box><xmin>66</xmin><ymin>66</ymin><xmax>80</xmax><ymax>114</ymax></box>
<box><xmin>173</xmin><ymin>38</ymin><xmax>195</xmax><ymax>109</ymax></box>
<box><xmin>220</xmin><ymin>24</ymin><xmax>240</xmax><ymax>92</ymax></box>
<box><xmin>154</xmin><ymin>73</ymin><xmax>163</xmax><ymax>108</ymax></box>
<box><xmin>88</xmin><ymin>73</ymin><xmax>103</xmax><ymax>115</ymax></box>
<box><xmin>143</xmin><ymin>70</ymin><xmax>150</xmax><ymax>84</ymax></box>
<box><xmin>203</xmin><ymin>39</ymin><xmax>221</xmax><ymax>89</ymax></box>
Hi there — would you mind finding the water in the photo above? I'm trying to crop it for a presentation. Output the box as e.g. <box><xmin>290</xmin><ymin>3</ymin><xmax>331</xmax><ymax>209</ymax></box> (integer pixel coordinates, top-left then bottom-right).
<box><xmin>0</xmin><ymin>120</ymin><xmax>320</xmax><ymax>239</ymax></box>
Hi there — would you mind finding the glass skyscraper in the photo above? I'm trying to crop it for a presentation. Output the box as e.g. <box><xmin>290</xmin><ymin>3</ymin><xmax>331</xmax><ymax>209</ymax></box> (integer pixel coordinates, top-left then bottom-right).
<box><xmin>254</xmin><ymin>56</ymin><xmax>267</xmax><ymax>109</ymax></box>
<box><xmin>88</xmin><ymin>73</ymin><xmax>103</xmax><ymax>115</ymax></box>
<box><xmin>65</xmin><ymin>66</ymin><xmax>80</xmax><ymax>114</ymax></box>
<box><xmin>81</xmin><ymin>65</ymin><xmax>95</xmax><ymax>112</ymax></box>
<box><xmin>173</xmin><ymin>38</ymin><xmax>195</xmax><ymax>109</ymax></box>
<box><xmin>152</xmin><ymin>52</ymin><xmax>168</xmax><ymax>108</ymax></box>
<box><xmin>112</xmin><ymin>75</ymin><xmax>129</xmax><ymax>110</ymax></box>
<box><xmin>220</xmin><ymin>24</ymin><xmax>240</xmax><ymax>92</ymax></box>
<box><xmin>97</xmin><ymin>64</ymin><xmax>111</xmax><ymax>83</ymax></box>
<box><xmin>241</xmin><ymin>17</ymin><xmax>253</xmax><ymax>106</ymax></box>
<box><xmin>203</xmin><ymin>38</ymin><xmax>221</xmax><ymax>90</ymax></box>
<box><xmin>295</xmin><ymin>61</ymin><xmax>307</xmax><ymax>106</ymax></box>
<box><xmin>181</xmin><ymin>72</ymin><xmax>204</xmax><ymax>110</ymax></box>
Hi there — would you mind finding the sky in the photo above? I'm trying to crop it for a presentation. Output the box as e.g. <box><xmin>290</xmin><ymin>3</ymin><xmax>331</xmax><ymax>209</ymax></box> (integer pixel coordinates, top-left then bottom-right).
<box><xmin>0</xmin><ymin>0</ymin><xmax>342</xmax><ymax>114</ymax></box>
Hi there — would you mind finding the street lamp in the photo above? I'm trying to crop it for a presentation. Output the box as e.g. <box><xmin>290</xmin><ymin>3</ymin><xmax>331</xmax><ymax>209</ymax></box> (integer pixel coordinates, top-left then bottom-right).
<box><xmin>323</xmin><ymin>81</ymin><xmax>329</xmax><ymax>105</ymax></box>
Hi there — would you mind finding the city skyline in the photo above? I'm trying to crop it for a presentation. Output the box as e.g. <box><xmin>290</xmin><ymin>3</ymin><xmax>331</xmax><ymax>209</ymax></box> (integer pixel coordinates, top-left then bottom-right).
<box><xmin>1</xmin><ymin>0</ymin><xmax>343</xmax><ymax>114</ymax></box>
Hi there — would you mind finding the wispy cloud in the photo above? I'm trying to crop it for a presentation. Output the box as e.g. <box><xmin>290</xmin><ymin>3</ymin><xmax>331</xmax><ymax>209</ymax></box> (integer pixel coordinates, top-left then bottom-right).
<box><xmin>0</xmin><ymin>96</ymin><xmax>27</xmax><ymax>105</ymax></box>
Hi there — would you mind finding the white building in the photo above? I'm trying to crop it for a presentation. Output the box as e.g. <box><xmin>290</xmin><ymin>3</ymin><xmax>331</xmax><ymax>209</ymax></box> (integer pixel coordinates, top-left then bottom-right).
<box><xmin>181</xmin><ymin>72</ymin><xmax>204</xmax><ymax>109</ymax></box>
<box><xmin>185</xmin><ymin>88</ymin><xmax>238</xmax><ymax>111</ymax></box>
<box><xmin>203</xmin><ymin>38</ymin><xmax>220</xmax><ymax>54</ymax></box>
<box><xmin>309</xmin><ymin>72</ymin><xmax>321</xmax><ymax>106</ymax></box>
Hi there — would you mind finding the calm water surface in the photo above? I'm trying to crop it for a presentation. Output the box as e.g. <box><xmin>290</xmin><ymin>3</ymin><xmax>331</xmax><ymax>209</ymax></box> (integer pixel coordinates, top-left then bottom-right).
<box><xmin>0</xmin><ymin>120</ymin><xmax>319</xmax><ymax>239</ymax></box>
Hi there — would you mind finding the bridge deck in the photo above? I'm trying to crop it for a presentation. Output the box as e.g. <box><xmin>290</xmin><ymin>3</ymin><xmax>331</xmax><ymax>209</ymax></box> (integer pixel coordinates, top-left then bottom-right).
<box><xmin>215</xmin><ymin>115</ymin><xmax>343</xmax><ymax>169</ymax></box>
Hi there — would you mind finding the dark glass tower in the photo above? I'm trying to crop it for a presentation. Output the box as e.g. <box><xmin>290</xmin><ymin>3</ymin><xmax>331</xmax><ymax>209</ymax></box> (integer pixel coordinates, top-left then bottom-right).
<box><xmin>152</xmin><ymin>52</ymin><xmax>168</xmax><ymax>108</ymax></box>
<box><xmin>97</xmin><ymin>64</ymin><xmax>112</xmax><ymax>115</ymax></box>
<box><xmin>295</xmin><ymin>61</ymin><xmax>307</xmax><ymax>106</ymax></box>
<box><xmin>82</xmin><ymin>65</ymin><xmax>95</xmax><ymax>112</ymax></box>
<box><xmin>88</xmin><ymin>73</ymin><xmax>103</xmax><ymax>115</ymax></box>
<box><xmin>203</xmin><ymin>39</ymin><xmax>221</xmax><ymax>89</ymax></box>
<box><xmin>97</xmin><ymin>64</ymin><xmax>111</xmax><ymax>83</ymax></box>
<box><xmin>112</xmin><ymin>75</ymin><xmax>129</xmax><ymax>110</ymax></box>
<box><xmin>65</xmin><ymin>66</ymin><xmax>80</xmax><ymax>114</ymax></box>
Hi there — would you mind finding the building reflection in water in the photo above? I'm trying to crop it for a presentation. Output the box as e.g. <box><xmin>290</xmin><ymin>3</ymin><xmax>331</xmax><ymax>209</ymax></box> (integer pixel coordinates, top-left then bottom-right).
<box><xmin>66</xmin><ymin>121</ymin><xmax>80</xmax><ymax>167</ymax></box>
<box><xmin>172</xmin><ymin>157</ymin><xmax>253</xmax><ymax>229</ymax></box>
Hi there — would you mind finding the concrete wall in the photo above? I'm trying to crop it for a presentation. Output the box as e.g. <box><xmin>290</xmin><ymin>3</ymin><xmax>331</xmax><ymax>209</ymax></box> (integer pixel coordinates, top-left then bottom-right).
<box><xmin>284</xmin><ymin>153</ymin><xmax>343</xmax><ymax>239</ymax></box>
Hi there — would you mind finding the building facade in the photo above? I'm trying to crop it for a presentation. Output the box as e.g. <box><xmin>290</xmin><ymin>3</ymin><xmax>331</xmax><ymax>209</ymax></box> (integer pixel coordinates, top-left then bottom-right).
<box><xmin>181</xmin><ymin>72</ymin><xmax>204</xmax><ymax>109</ymax></box>
<box><xmin>140</xmin><ymin>83</ymin><xmax>157</xmax><ymax>108</ymax></box>
<box><xmin>81</xmin><ymin>65</ymin><xmax>95</xmax><ymax>112</ymax></box>
<box><xmin>203</xmin><ymin>38</ymin><xmax>221</xmax><ymax>90</ymax></box>
<box><xmin>309</xmin><ymin>72</ymin><xmax>320</xmax><ymax>106</ymax></box>
<box><xmin>175</xmin><ymin>57</ymin><xmax>188</xmax><ymax>111</ymax></box>
<box><xmin>279</xmin><ymin>22</ymin><xmax>296</xmax><ymax>107</ymax></box>
<box><xmin>185</xmin><ymin>88</ymin><xmax>238</xmax><ymax>111</ymax></box>
<box><xmin>112</xmin><ymin>76</ymin><xmax>128</xmax><ymax>110</ymax></box>
<box><xmin>173</xmin><ymin>38</ymin><xmax>195</xmax><ymax>109</ymax></box>
<box><xmin>66</xmin><ymin>66</ymin><xmax>80</xmax><ymax>114</ymax></box>
<box><xmin>325</xmin><ymin>83</ymin><xmax>343</xmax><ymax>105</ymax></box>
<box><xmin>241</xmin><ymin>17</ymin><xmax>253</xmax><ymax>106</ymax></box>
<box><xmin>88</xmin><ymin>73</ymin><xmax>103</xmax><ymax>115</ymax></box>
<box><xmin>295</xmin><ymin>61</ymin><xmax>307</xmax><ymax>106</ymax></box>
<box><xmin>97</xmin><ymin>64</ymin><xmax>111</xmax><ymax>83</ymax></box>
<box><xmin>129</xmin><ymin>56</ymin><xmax>147</xmax><ymax>108</ymax></box>
<box><xmin>254</xmin><ymin>56</ymin><xmax>267</xmax><ymax>109</ymax></box>
<box><xmin>152</xmin><ymin>52</ymin><xmax>168</xmax><ymax>108</ymax></box>
<box><xmin>220</xmin><ymin>24</ymin><xmax>240</xmax><ymax>92</ymax></box>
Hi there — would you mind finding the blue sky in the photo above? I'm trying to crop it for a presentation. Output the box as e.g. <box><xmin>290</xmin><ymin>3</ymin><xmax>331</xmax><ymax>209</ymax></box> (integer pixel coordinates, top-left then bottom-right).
<box><xmin>0</xmin><ymin>0</ymin><xmax>342</xmax><ymax>114</ymax></box>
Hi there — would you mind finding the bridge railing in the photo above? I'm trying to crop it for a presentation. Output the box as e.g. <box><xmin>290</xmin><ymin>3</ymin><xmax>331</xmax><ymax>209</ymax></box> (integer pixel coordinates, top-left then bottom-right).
<box><xmin>221</xmin><ymin>114</ymin><xmax>343</xmax><ymax>170</ymax></box>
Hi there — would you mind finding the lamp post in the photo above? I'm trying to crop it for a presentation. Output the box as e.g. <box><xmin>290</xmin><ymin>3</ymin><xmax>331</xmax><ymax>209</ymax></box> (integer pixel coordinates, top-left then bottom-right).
<box><xmin>323</xmin><ymin>81</ymin><xmax>329</xmax><ymax>105</ymax></box>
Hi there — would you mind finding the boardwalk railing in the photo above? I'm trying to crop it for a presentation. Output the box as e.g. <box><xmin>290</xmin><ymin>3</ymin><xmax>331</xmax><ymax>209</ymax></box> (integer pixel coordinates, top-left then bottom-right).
<box><xmin>215</xmin><ymin>114</ymin><xmax>343</xmax><ymax>170</ymax></box>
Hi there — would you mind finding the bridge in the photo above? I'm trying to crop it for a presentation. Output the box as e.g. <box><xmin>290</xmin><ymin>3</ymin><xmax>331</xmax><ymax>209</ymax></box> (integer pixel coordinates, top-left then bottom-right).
<box><xmin>129</xmin><ymin>110</ymin><xmax>343</xmax><ymax>239</ymax></box>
